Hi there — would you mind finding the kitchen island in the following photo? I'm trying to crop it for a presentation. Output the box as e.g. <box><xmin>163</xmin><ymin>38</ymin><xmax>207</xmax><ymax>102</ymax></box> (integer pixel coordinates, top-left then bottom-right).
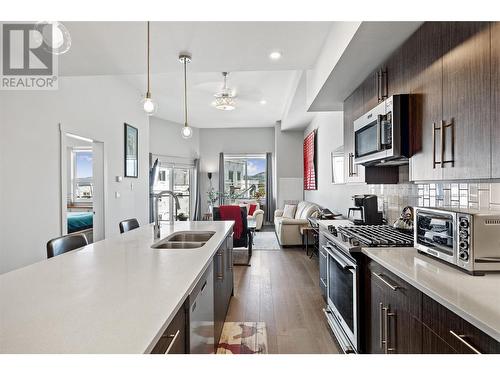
<box><xmin>0</xmin><ymin>221</ymin><xmax>234</xmax><ymax>354</ymax></box>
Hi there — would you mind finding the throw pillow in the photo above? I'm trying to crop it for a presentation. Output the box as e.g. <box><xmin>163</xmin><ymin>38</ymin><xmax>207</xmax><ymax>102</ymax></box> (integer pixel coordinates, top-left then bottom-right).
<box><xmin>248</xmin><ymin>204</ymin><xmax>257</xmax><ymax>216</ymax></box>
<box><xmin>283</xmin><ymin>204</ymin><xmax>297</xmax><ymax>219</ymax></box>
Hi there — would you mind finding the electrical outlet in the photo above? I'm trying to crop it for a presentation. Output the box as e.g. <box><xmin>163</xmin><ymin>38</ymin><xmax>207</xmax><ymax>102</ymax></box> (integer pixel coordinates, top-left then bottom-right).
<box><xmin>115</xmin><ymin>192</ymin><xmax>121</xmax><ymax>199</ymax></box>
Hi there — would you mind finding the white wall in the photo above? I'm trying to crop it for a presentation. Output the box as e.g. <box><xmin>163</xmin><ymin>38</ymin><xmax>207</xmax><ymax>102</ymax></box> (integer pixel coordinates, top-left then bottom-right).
<box><xmin>306</xmin><ymin>22</ymin><xmax>361</xmax><ymax>108</ymax></box>
<box><xmin>0</xmin><ymin>75</ymin><xmax>149</xmax><ymax>274</ymax></box>
<box><xmin>274</xmin><ymin>123</ymin><xmax>304</xmax><ymax>208</ymax></box>
<box><xmin>149</xmin><ymin>117</ymin><xmax>200</xmax><ymax>159</ymax></box>
<box><xmin>303</xmin><ymin>112</ymin><xmax>414</xmax><ymax>221</ymax></box>
<box><xmin>198</xmin><ymin>127</ymin><xmax>275</xmax><ymax>214</ymax></box>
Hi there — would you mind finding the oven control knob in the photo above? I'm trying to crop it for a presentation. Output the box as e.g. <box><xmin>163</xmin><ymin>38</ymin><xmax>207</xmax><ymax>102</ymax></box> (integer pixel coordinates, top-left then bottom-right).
<box><xmin>459</xmin><ymin>251</ymin><xmax>469</xmax><ymax>261</ymax></box>
<box><xmin>460</xmin><ymin>230</ymin><xmax>469</xmax><ymax>239</ymax></box>
<box><xmin>459</xmin><ymin>218</ymin><xmax>469</xmax><ymax>229</ymax></box>
<box><xmin>459</xmin><ymin>240</ymin><xmax>469</xmax><ymax>250</ymax></box>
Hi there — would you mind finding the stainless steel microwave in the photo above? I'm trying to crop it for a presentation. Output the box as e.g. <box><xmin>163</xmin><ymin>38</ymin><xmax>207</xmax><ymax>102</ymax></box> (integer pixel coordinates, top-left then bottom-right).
<box><xmin>414</xmin><ymin>207</ymin><xmax>500</xmax><ymax>275</ymax></box>
<box><xmin>353</xmin><ymin>95</ymin><xmax>410</xmax><ymax>166</ymax></box>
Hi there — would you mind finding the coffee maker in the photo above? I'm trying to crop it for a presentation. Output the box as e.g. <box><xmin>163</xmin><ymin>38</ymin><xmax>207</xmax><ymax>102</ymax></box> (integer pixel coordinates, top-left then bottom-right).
<box><xmin>348</xmin><ymin>194</ymin><xmax>383</xmax><ymax>225</ymax></box>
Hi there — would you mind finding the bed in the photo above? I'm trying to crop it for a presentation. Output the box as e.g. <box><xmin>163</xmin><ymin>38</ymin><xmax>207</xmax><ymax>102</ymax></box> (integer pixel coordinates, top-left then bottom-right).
<box><xmin>67</xmin><ymin>212</ymin><xmax>93</xmax><ymax>234</ymax></box>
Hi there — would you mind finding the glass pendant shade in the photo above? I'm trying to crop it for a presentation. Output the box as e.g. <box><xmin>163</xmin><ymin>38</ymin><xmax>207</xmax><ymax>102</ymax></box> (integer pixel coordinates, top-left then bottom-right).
<box><xmin>181</xmin><ymin>125</ymin><xmax>193</xmax><ymax>139</ymax></box>
<box><xmin>142</xmin><ymin>94</ymin><xmax>157</xmax><ymax>116</ymax></box>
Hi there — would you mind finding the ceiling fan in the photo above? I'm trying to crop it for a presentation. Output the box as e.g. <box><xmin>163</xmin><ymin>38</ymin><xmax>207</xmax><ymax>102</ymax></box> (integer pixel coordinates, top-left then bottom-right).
<box><xmin>194</xmin><ymin>72</ymin><xmax>265</xmax><ymax>111</ymax></box>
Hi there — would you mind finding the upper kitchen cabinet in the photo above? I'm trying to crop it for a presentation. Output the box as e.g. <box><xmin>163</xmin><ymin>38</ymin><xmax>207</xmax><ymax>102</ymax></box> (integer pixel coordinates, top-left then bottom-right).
<box><xmin>362</xmin><ymin>72</ymin><xmax>379</xmax><ymax>113</ymax></box>
<box><xmin>407</xmin><ymin>22</ymin><xmax>446</xmax><ymax>182</ymax></box>
<box><xmin>386</xmin><ymin>46</ymin><xmax>406</xmax><ymax>97</ymax></box>
<box><xmin>491</xmin><ymin>22</ymin><xmax>500</xmax><ymax>178</ymax></box>
<box><xmin>344</xmin><ymin>87</ymin><xmax>366</xmax><ymax>183</ymax></box>
<box><xmin>441</xmin><ymin>22</ymin><xmax>491</xmax><ymax>180</ymax></box>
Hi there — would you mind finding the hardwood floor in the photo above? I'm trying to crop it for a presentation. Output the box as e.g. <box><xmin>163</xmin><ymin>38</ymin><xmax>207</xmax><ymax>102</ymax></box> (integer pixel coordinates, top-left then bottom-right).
<box><xmin>225</xmin><ymin>248</ymin><xmax>340</xmax><ymax>354</ymax></box>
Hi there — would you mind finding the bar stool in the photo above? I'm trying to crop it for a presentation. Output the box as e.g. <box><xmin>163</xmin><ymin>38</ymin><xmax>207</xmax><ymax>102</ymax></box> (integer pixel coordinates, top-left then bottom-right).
<box><xmin>46</xmin><ymin>234</ymin><xmax>88</xmax><ymax>259</ymax></box>
<box><xmin>119</xmin><ymin>218</ymin><xmax>140</xmax><ymax>233</ymax></box>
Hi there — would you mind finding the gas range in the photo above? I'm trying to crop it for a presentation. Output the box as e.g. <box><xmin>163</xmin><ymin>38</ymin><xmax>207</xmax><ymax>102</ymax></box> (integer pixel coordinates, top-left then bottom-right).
<box><xmin>321</xmin><ymin>223</ymin><xmax>413</xmax><ymax>354</ymax></box>
<box><xmin>327</xmin><ymin>224</ymin><xmax>414</xmax><ymax>250</ymax></box>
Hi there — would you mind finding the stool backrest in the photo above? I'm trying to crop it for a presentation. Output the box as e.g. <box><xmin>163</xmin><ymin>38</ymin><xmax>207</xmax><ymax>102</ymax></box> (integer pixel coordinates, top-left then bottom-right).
<box><xmin>119</xmin><ymin>218</ymin><xmax>140</xmax><ymax>234</ymax></box>
<box><xmin>46</xmin><ymin>234</ymin><xmax>88</xmax><ymax>259</ymax></box>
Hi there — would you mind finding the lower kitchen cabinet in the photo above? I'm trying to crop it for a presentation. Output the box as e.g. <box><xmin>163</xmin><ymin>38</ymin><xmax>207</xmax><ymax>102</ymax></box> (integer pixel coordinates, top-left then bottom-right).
<box><xmin>422</xmin><ymin>294</ymin><xmax>500</xmax><ymax>354</ymax></box>
<box><xmin>364</xmin><ymin>259</ymin><xmax>422</xmax><ymax>354</ymax></box>
<box><xmin>214</xmin><ymin>234</ymin><xmax>234</xmax><ymax>347</ymax></box>
<box><xmin>151</xmin><ymin>301</ymin><xmax>188</xmax><ymax>354</ymax></box>
<box><xmin>362</xmin><ymin>257</ymin><xmax>500</xmax><ymax>354</ymax></box>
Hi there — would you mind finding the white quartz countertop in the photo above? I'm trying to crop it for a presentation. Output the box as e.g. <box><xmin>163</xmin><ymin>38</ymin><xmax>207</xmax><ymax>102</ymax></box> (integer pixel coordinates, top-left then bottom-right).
<box><xmin>0</xmin><ymin>221</ymin><xmax>234</xmax><ymax>353</ymax></box>
<box><xmin>362</xmin><ymin>247</ymin><xmax>500</xmax><ymax>342</ymax></box>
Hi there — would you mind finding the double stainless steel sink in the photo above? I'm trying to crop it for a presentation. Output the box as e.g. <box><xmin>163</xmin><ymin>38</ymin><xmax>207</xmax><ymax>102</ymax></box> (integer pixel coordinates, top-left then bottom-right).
<box><xmin>151</xmin><ymin>231</ymin><xmax>215</xmax><ymax>249</ymax></box>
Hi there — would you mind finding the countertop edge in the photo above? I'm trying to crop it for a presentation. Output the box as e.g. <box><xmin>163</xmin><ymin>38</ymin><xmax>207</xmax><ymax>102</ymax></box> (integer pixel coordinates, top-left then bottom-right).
<box><xmin>142</xmin><ymin>223</ymin><xmax>234</xmax><ymax>354</ymax></box>
<box><xmin>361</xmin><ymin>248</ymin><xmax>500</xmax><ymax>342</ymax></box>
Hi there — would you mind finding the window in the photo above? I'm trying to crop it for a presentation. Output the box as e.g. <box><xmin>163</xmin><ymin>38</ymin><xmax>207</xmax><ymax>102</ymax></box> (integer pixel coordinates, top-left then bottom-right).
<box><xmin>71</xmin><ymin>149</ymin><xmax>93</xmax><ymax>202</ymax></box>
<box><xmin>224</xmin><ymin>155</ymin><xmax>266</xmax><ymax>201</ymax></box>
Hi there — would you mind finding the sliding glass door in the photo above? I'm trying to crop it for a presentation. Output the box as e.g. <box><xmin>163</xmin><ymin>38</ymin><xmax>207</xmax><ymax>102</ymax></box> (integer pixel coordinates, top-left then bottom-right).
<box><xmin>153</xmin><ymin>165</ymin><xmax>191</xmax><ymax>221</ymax></box>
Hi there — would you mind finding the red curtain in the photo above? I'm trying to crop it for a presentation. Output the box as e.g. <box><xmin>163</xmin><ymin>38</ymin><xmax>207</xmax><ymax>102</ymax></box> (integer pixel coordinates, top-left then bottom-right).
<box><xmin>303</xmin><ymin>130</ymin><xmax>317</xmax><ymax>190</ymax></box>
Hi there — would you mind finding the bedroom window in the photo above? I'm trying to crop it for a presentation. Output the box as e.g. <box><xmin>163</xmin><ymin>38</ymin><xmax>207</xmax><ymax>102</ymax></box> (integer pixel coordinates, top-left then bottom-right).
<box><xmin>72</xmin><ymin>149</ymin><xmax>93</xmax><ymax>202</ymax></box>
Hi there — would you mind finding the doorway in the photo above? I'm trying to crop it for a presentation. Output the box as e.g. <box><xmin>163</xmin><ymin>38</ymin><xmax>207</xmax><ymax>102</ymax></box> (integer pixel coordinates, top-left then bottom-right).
<box><xmin>150</xmin><ymin>155</ymin><xmax>193</xmax><ymax>223</ymax></box>
<box><xmin>60</xmin><ymin>131</ymin><xmax>105</xmax><ymax>243</ymax></box>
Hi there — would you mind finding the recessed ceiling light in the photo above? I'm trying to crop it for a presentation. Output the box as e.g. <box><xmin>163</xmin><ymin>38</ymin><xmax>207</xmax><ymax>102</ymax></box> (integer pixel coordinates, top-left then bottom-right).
<box><xmin>269</xmin><ymin>51</ymin><xmax>282</xmax><ymax>60</ymax></box>
<box><xmin>260</xmin><ymin>99</ymin><xmax>267</xmax><ymax>105</ymax></box>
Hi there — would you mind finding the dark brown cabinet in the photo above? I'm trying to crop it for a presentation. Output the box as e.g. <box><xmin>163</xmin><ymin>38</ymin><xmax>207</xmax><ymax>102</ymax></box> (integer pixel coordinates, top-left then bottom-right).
<box><xmin>343</xmin><ymin>87</ymin><xmax>366</xmax><ymax>184</ymax></box>
<box><xmin>406</xmin><ymin>22</ymin><xmax>445</xmax><ymax>181</ymax></box>
<box><xmin>422</xmin><ymin>294</ymin><xmax>500</xmax><ymax>354</ymax></box>
<box><xmin>365</xmin><ymin>260</ymin><xmax>422</xmax><ymax>354</ymax></box>
<box><xmin>362</xmin><ymin>72</ymin><xmax>379</xmax><ymax>113</ymax></box>
<box><xmin>151</xmin><ymin>301</ymin><xmax>187</xmax><ymax>354</ymax></box>
<box><xmin>490</xmin><ymin>22</ymin><xmax>500</xmax><ymax>177</ymax></box>
<box><xmin>441</xmin><ymin>22</ymin><xmax>491</xmax><ymax>180</ymax></box>
<box><xmin>363</xmin><ymin>257</ymin><xmax>500</xmax><ymax>354</ymax></box>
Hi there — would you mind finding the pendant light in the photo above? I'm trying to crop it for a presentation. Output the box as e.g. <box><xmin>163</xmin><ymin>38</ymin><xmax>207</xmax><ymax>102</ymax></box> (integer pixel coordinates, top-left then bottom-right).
<box><xmin>142</xmin><ymin>21</ymin><xmax>157</xmax><ymax>115</ymax></box>
<box><xmin>179</xmin><ymin>53</ymin><xmax>193</xmax><ymax>139</ymax></box>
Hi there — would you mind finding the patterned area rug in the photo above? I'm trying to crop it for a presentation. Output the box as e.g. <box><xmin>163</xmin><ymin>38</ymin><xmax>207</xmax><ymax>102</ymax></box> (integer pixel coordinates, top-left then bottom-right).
<box><xmin>217</xmin><ymin>322</ymin><xmax>268</xmax><ymax>354</ymax></box>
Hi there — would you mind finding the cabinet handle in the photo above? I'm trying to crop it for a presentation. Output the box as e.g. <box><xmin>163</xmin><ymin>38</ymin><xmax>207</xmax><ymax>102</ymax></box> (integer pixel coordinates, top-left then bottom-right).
<box><xmin>347</xmin><ymin>152</ymin><xmax>352</xmax><ymax>177</ymax></box>
<box><xmin>164</xmin><ymin>329</ymin><xmax>180</xmax><ymax>354</ymax></box>
<box><xmin>228</xmin><ymin>247</ymin><xmax>233</xmax><ymax>270</ymax></box>
<box><xmin>385</xmin><ymin>309</ymin><xmax>396</xmax><ymax>353</ymax></box>
<box><xmin>373</xmin><ymin>272</ymin><xmax>400</xmax><ymax>291</ymax></box>
<box><xmin>432</xmin><ymin>122</ymin><xmax>438</xmax><ymax>168</ymax></box>
<box><xmin>449</xmin><ymin>330</ymin><xmax>482</xmax><ymax>354</ymax></box>
<box><xmin>432</xmin><ymin>120</ymin><xmax>455</xmax><ymax>169</ymax></box>
<box><xmin>443</xmin><ymin>119</ymin><xmax>455</xmax><ymax>168</ymax></box>
<box><xmin>217</xmin><ymin>250</ymin><xmax>224</xmax><ymax>280</ymax></box>
<box><xmin>379</xmin><ymin>302</ymin><xmax>385</xmax><ymax>349</ymax></box>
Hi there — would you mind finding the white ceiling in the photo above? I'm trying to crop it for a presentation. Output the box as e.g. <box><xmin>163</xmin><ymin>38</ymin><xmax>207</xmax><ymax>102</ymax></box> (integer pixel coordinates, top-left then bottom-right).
<box><xmin>57</xmin><ymin>21</ymin><xmax>333</xmax><ymax>128</ymax></box>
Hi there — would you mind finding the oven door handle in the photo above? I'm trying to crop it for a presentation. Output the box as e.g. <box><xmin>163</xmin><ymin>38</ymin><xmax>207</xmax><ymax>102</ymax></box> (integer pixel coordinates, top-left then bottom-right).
<box><xmin>322</xmin><ymin>245</ymin><xmax>355</xmax><ymax>270</ymax></box>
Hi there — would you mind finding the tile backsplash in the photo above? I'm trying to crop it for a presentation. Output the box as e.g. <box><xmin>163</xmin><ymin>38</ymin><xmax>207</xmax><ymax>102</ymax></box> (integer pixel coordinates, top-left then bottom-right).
<box><xmin>366</xmin><ymin>181</ymin><xmax>500</xmax><ymax>224</ymax></box>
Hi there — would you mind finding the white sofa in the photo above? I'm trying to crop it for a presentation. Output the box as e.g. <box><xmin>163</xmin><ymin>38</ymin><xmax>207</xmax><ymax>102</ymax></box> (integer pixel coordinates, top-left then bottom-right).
<box><xmin>274</xmin><ymin>201</ymin><xmax>320</xmax><ymax>246</ymax></box>
<box><xmin>236</xmin><ymin>200</ymin><xmax>265</xmax><ymax>231</ymax></box>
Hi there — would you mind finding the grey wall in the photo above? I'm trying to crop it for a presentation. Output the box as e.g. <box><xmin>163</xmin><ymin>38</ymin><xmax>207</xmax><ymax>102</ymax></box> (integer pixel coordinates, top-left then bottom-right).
<box><xmin>0</xmin><ymin>75</ymin><xmax>149</xmax><ymax>274</ymax></box>
<box><xmin>198</xmin><ymin>127</ymin><xmax>275</xmax><ymax>214</ymax></box>
<box><xmin>149</xmin><ymin>117</ymin><xmax>200</xmax><ymax>159</ymax></box>
<box><xmin>274</xmin><ymin>123</ymin><xmax>304</xmax><ymax>208</ymax></box>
